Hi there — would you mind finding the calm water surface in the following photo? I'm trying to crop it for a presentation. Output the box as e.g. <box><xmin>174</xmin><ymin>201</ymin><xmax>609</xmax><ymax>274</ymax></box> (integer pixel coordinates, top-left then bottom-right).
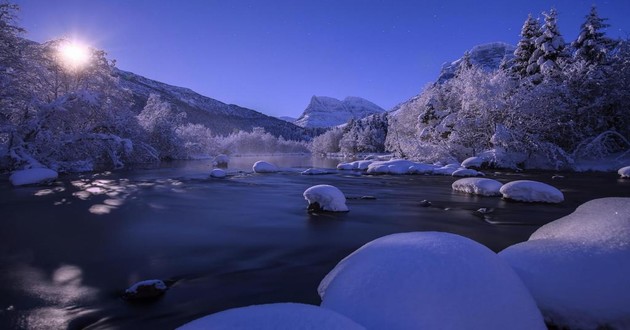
<box><xmin>1</xmin><ymin>155</ymin><xmax>628</xmax><ymax>329</ymax></box>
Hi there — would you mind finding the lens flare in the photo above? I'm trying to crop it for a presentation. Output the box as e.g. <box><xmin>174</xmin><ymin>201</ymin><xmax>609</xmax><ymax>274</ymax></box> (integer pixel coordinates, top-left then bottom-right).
<box><xmin>58</xmin><ymin>41</ymin><xmax>90</xmax><ymax>69</ymax></box>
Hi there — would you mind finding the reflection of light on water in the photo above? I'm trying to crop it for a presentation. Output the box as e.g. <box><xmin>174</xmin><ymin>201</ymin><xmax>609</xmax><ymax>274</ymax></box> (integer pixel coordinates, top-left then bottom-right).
<box><xmin>34</xmin><ymin>175</ymin><xmax>189</xmax><ymax>215</ymax></box>
<box><xmin>9</xmin><ymin>264</ymin><xmax>98</xmax><ymax>329</ymax></box>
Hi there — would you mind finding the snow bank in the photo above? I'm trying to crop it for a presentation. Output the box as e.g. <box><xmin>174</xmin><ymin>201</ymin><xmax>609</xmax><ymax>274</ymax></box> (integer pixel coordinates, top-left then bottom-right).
<box><xmin>252</xmin><ymin>161</ymin><xmax>278</xmax><ymax>173</ymax></box>
<box><xmin>500</xmin><ymin>198</ymin><xmax>630</xmax><ymax>329</ymax></box>
<box><xmin>337</xmin><ymin>160</ymin><xmax>373</xmax><ymax>170</ymax></box>
<box><xmin>366</xmin><ymin>159</ymin><xmax>417</xmax><ymax>174</ymax></box>
<box><xmin>432</xmin><ymin>163</ymin><xmax>461</xmax><ymax>175</ymax></box>
<box><xmin>9</xmin><ymin>168</ymin><xmax>58</xmax><ymax>186</ymax></box>
<box><xmin>499</xmin><ymin>180</ymin><xmax>564</xmax><ymax>203</ymax></box>
<box><xmin>319</xmin><ymin>232</ymin><xmax>545</xmax><ymax>330</ymax></box>
<box><xmin>618</xmin><ymin>166</ymin><xmax>630</xmax><ymax>178</ymax></box>
<box><xmin>408</xmin><ymin>163</ymin><xmax>435</xmax><ymax>174</ymax></box>
<box><xmin>210</xmin><ymin>169</ymin><xmax>227</xmax><ymax>178</ymax></box>
<box><xmin>303</xmin><ymin>185</ymin><xmax>348</xmax><ymax>212</ymax></box>
<box><xmin>452</xmin><ymin>178</ymin><xmax>503</xmax><ymax>196</ymax></box>
<box><xmin>177</xmin><ymin>303</ymin><xmax>364</xmax><ymax>330</ymax></box>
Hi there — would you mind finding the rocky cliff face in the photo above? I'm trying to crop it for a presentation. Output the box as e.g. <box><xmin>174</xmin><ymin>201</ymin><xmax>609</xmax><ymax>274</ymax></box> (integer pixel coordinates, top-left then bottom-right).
<box><xmin>294</xmin><ymin>96</ymin><xmax>385</xmax><ymax>128</ymax></box>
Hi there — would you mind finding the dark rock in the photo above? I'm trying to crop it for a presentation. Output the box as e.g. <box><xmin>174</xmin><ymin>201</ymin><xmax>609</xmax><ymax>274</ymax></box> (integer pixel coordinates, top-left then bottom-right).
<box><xmin>419</xmin><ymin>200</ymin><xmax>432</xmax><ymax>207</ymax></box>
<box><xmin>123</xmin><ymin>279</ymin><xmax>168</xmax><ymax>301</ymax></box>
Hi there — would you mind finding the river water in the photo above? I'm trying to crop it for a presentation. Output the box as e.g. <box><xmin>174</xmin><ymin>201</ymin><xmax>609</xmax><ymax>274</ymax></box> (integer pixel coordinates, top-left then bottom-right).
<box><xmin>0</xmin><ymin>155</ymin><xmax>628</xmax><ymax>329</ymax></box>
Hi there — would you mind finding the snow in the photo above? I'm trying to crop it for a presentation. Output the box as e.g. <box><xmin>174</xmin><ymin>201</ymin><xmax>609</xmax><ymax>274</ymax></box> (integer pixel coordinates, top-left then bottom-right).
<box><xmin>499</xmin><ymin>180</ymin><xmax>564</xmax><ymax>203</ymax></box>
<box><xmin>126</xmin><ymin>279</ymin><xmax>167</xmax><ymax>294</ymax></box>
<box><xmin>366</xmin><ymin>159</ymin><xmax>417</xmax><ymax>174</ymax></box>
<box><xmin>294</xmin><ymin>96</ymin><xmax>385</xmax><ymax>128</ymax></box>
<box><xmin>461</xmin><ymin>156</ymin><xmax>485</xmax><ymax>168</ymax></box>
<box><xmin>500</xmin><ymin>198</ymin><xmax>630</xmax><ymax>329</ymax></box>
<box><xmin>303</xmin><ymin>185</ymin><xmax>348</xmax><ymax>212</ymax></box>
<box><xmin>432</xmin><ymin>164</ymin><xmax>459</xmax><ymax>176</ymax></box>
<box><xmin>301</xmin><ymin>168</ymin><xmax>335</xmax><ymax>175</ymax></box>
<box><xmin>176</xmin><ymin>303</ymin><xmax>365</xmax><ymax>330</ymax></box>
<box><xmin>319</xmin><ymin>232</ymin><xmax>545</xmax><ymax>330</ymax></box>
<box><xmin>336</xmin><ymin>160</ymin><xmax>373</xmax><ymax>170</ymax></box>
<box><xmin>9</xmin><ymin>168</ymin><xmax>58</xmax><ymax>186</ymax></box>
<box><xmin>451</xmin><ymin>168</ymin><xmax>483</xmax><ymax>177</ymax></box>
<box><xmin>210</xmin><ymin>169</ymin><xmax>227</xmax><ymax>178</ymax></box>
<box><xmin>408</xmin><ymin>163</ymin><xmax>435</xmax><ymax>174</ymax></box>
<box><xmin>618</xmin><ymin>166</ymin><xmax>630</xmax><ymax>178</ymax></box>
<box><xmin>252</xmin><ymin>161</ymin><xmax>278</xmax><ymax>173</ymax></box>
<box><xmin>452</xmin><ymin>178</ymin><xmax>503</xmax><ymax>196</ymax></box>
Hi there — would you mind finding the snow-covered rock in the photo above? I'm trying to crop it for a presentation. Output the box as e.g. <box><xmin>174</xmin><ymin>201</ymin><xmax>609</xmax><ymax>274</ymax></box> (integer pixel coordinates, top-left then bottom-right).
<box><xmin>432</xmin><ymin>165</ymin><xmax>460</xmax><ymax>176</ymax></box>
<box><xmin>9</xmin><ymin>168</ymin><xmax>58</xmax><ymax>186</ymax></box>
<box><xmin>213</xmin><ymin>154</ymin><xmax>229</xmax><ymax>168</ymax></box>
<box><xmin>408</xmin><ymin>163</ymin><xmax>435</xmax><ymax>174</ymax></box>
<box><xmin>618</xmin><ymin>166</ymin><xmax>630</xmax><ymax>178</ymax></box>
<box><xmin>319</xmin><ymin>232</ymin><xmax>545</xmax><ymax>330</ymax></box>
<box><xmin>303</xmin><ymin>185</ymin><xmax>348</xmax><ymax>212</ymax></box>
<box><xmin>451</xmin><ymin>168</ymin><xmax>483</xmax><ymax>177</ymax></box>
<box><xmin>499</xmin><ymin>180</ymin><xmax>564</xmax><ymax>203</ymax></box>
<box><xmin>366</xmin><ymin>159</ymin><xmax>417</xmax><ymax>175</ymax></box>
<box><xmin>500</xmin><ymin>198</ymin><xmax>630</xmax><ymax>329</ymax></box>
<box><xmin>294</xmin><ymin>96</ymin><xmax>385</xmax><ymax>128</ymax></box>
<box><xmin>301</xmin><ymin>168</ymin><xmax>335</xmax><ymax>175</ymax></box>
<box><xmin>176</xmin><ymin>303</ymin><xmax>365</xmax><ymax>330</ymax></box>
<box><xmin>252</xmin><ymin>161</ymin><xmax>278</xmax><ymax>173</ymax></box>
<box><xmin>210</xmin><ymin>169</ymin><xmax>227</xmax><ymax>178</ymax></box>
<box><xmin>336</xmin><ymin>160</ymin><xmax>373</xmax><ymax>171</ymax></box>
<box><xmin>123</xmin><ymin>279</ymin><xmax>168</xmax><ymax>300</ymax></box>
<box><xmin>452</xmin><ymin>178</ymin><xmax>503</xmax><ymax>196</ymax></box>
<box><xmin>461</xmin><ymin>156</ymin><xmax>486</xmax><ymax>169</ymax></box>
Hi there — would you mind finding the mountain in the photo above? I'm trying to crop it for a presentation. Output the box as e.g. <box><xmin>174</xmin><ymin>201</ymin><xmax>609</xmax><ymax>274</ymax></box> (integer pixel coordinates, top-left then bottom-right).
<box><xmin>436</xmin><ymin>42</ymin><xmax>516</xmax><ymax>83</ymax></box>
<box><xmin>277</xmin><ymin>116</ymin><xmax>297</xmax><ymax>123</ymax></box>
<box><xmin>116</xmin><ymin>70</ymin><xmax>309</xmax><ymax>140</ymax></box>
<box><xmin>294</xmin><ymin>96</ymin><xmax>386</xmax><ymax>128</ymax></box>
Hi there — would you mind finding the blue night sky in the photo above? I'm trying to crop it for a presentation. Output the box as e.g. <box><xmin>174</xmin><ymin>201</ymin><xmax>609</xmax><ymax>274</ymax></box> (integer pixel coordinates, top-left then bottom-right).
<box><xmin>14</xmin><ymin>0</ymin><xmax>630</xmax><ymax>118</ymax></box>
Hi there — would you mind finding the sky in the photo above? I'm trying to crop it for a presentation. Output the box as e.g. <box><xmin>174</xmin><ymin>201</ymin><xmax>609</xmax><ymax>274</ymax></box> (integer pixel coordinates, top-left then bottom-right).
<box><xmin>13</xmin><ymin>0</ymin><xmax>630</xmax><ymax>118</ymax></box>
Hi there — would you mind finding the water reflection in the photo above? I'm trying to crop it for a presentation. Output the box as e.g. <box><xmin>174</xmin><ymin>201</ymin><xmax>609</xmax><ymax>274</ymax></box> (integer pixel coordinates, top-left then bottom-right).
<box><xmin>9</xmin><ymin>264</ymin><xmax>98</xmax><ymax>330</ymax></box>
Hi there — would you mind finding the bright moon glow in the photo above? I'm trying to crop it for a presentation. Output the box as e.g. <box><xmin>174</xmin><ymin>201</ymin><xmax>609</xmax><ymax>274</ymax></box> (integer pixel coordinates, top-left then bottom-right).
<box><xmin>58</xmin><ymin>42</ymin><xmax>90</xmax><ymax>69</ymax></box>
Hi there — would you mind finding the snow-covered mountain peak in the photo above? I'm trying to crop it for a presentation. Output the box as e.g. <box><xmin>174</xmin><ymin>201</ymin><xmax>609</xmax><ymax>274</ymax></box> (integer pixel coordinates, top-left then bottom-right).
<box><xmin>295</xmin><ymin>95</ymin><xmax>385</xmax><ymax>128</ymax></box>
<box><xmin>437</xmin><ymin>42</ymin><xmax>516</xmax><ymax>83</ymax></box>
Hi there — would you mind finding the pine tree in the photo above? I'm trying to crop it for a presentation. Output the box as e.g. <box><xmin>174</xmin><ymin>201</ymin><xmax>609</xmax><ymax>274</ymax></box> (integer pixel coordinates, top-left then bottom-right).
<box><xmin>530</xmin><ymin>8</ymin><xmax>565</xmax><ymax>76</ymax></box>
<box><xmin>573</xmin><ymin>6</ymin><xmax>614</xmax><ymax>64</ymax></box>
<box><xmin>513</xmin><ymin>14</ymin><xmax>541</xmax><ymax>77</ymax></box>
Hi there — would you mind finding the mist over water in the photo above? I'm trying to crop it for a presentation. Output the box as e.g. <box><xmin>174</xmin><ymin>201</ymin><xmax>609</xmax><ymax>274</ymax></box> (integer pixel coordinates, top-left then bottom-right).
<box><xmin>1</xmin><ymin>155</ymin><xmax>628</xmax><ymax>329</ymax></box>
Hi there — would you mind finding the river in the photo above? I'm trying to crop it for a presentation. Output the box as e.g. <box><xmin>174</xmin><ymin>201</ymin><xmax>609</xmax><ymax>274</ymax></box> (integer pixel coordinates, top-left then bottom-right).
<box><xmin>1</xmin><ymin>155</ymin><xmax>628</xmax><ymax>329</ymax></box>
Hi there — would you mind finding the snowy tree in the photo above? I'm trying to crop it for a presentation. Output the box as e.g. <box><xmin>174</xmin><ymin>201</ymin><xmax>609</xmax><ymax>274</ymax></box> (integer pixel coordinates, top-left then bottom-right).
<box><xmin>310</xmin><ymin>128</ymin><xmax>343</xmax><ymax>155</ymax></box>
<box><xmin>513</xmin><ymin>14</ymin><xmax>541</xmax><ymax>77</ymax></box>
<box><xmin>572</xmin><ymin>6</ymin><xmax>615</xmax><ymax>64</ymax></box>
<box><xmin>137</xmin><ymin>93</ymin><xmax>186</xmax><ymax>160</ymax></box>
<box><xmin>531</xmin><ymin>8</ymin><xmax>566</xmax><ymax>76</ymax></box>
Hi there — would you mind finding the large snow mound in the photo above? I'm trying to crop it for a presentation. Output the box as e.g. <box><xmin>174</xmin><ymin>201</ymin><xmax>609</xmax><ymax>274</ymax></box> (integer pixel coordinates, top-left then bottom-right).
<box><xmin>530</xmin><ymin>197</ymin><xmax>630</xmax><ymax>245</ymax></box>
<box><xmin>451</xmin><ymin>168</ymin><xmax>483</xmax><ymax>177</ymax></box>
<box><xmin>177</xmin><ymin>303</ymin><xmax>365</xmax><ymax>330</ymax></box>
<box><xmin>319</xmin><ymin>232</ymin><xmax>545</xmax><ymax>330</ymax></box>
<box><xmin>303</xmin><ymin>185</ymin><xmax>348</xmax><ymax>212</ymax></box>
<box><xmin>252</xmin><ymin>161</ymin><xmax>278</xmax><ymax>173</ymax></box>
<box><xmin>9</xmin><ymin>168</ymin><xmax>58</xmax><ymax>186</ymax></box>
<box><xmin>618</xmin><ymin>166</ymin><xmax>630</xmax><ymax>178</ymax></box>
<box><xmin>500</xmin><ymin>198</ymin><xmax>630</xmax><ymax>329</ymax></box>
<box><xmin>461</xmin><ymin>156</ymin><xmax>485</xmax><ymax>169</ymax></box>
<box><xmin>452</xmin><ymin>178</ymin><xmax>503</xmax><ymax>196</ymax></box>
<box><xmin>499</xmin><ymin>180</ymin><xmax>564</xmax><ymax>203</ymax></box>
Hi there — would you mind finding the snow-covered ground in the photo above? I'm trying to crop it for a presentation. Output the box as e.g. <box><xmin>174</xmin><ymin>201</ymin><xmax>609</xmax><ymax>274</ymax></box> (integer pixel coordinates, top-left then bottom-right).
<box><xmin>500</xmin><ymin>198</ymin><xmax>630</xmax><ymax>329</ymax></box>
<box><xmin>9</xmin><ymin>168</ymin><xmax>58</xmax><ymax>186</ymax></box>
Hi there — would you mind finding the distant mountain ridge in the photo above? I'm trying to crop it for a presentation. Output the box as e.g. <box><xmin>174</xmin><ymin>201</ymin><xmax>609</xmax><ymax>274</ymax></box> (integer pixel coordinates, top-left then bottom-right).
<box><xmin>116</xmin><ymin>69</ymin><xmax>309</xmax><ymax>140</ymax></box>
<box><xmin>437</xmin><ymin>42</ymin><xmax>516</xmax><ymax>83</ymax></box>
<box><xmin>294</xmin><ymin>96</ymin><xmax>386</xmax><ymax>128</ymax></box>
